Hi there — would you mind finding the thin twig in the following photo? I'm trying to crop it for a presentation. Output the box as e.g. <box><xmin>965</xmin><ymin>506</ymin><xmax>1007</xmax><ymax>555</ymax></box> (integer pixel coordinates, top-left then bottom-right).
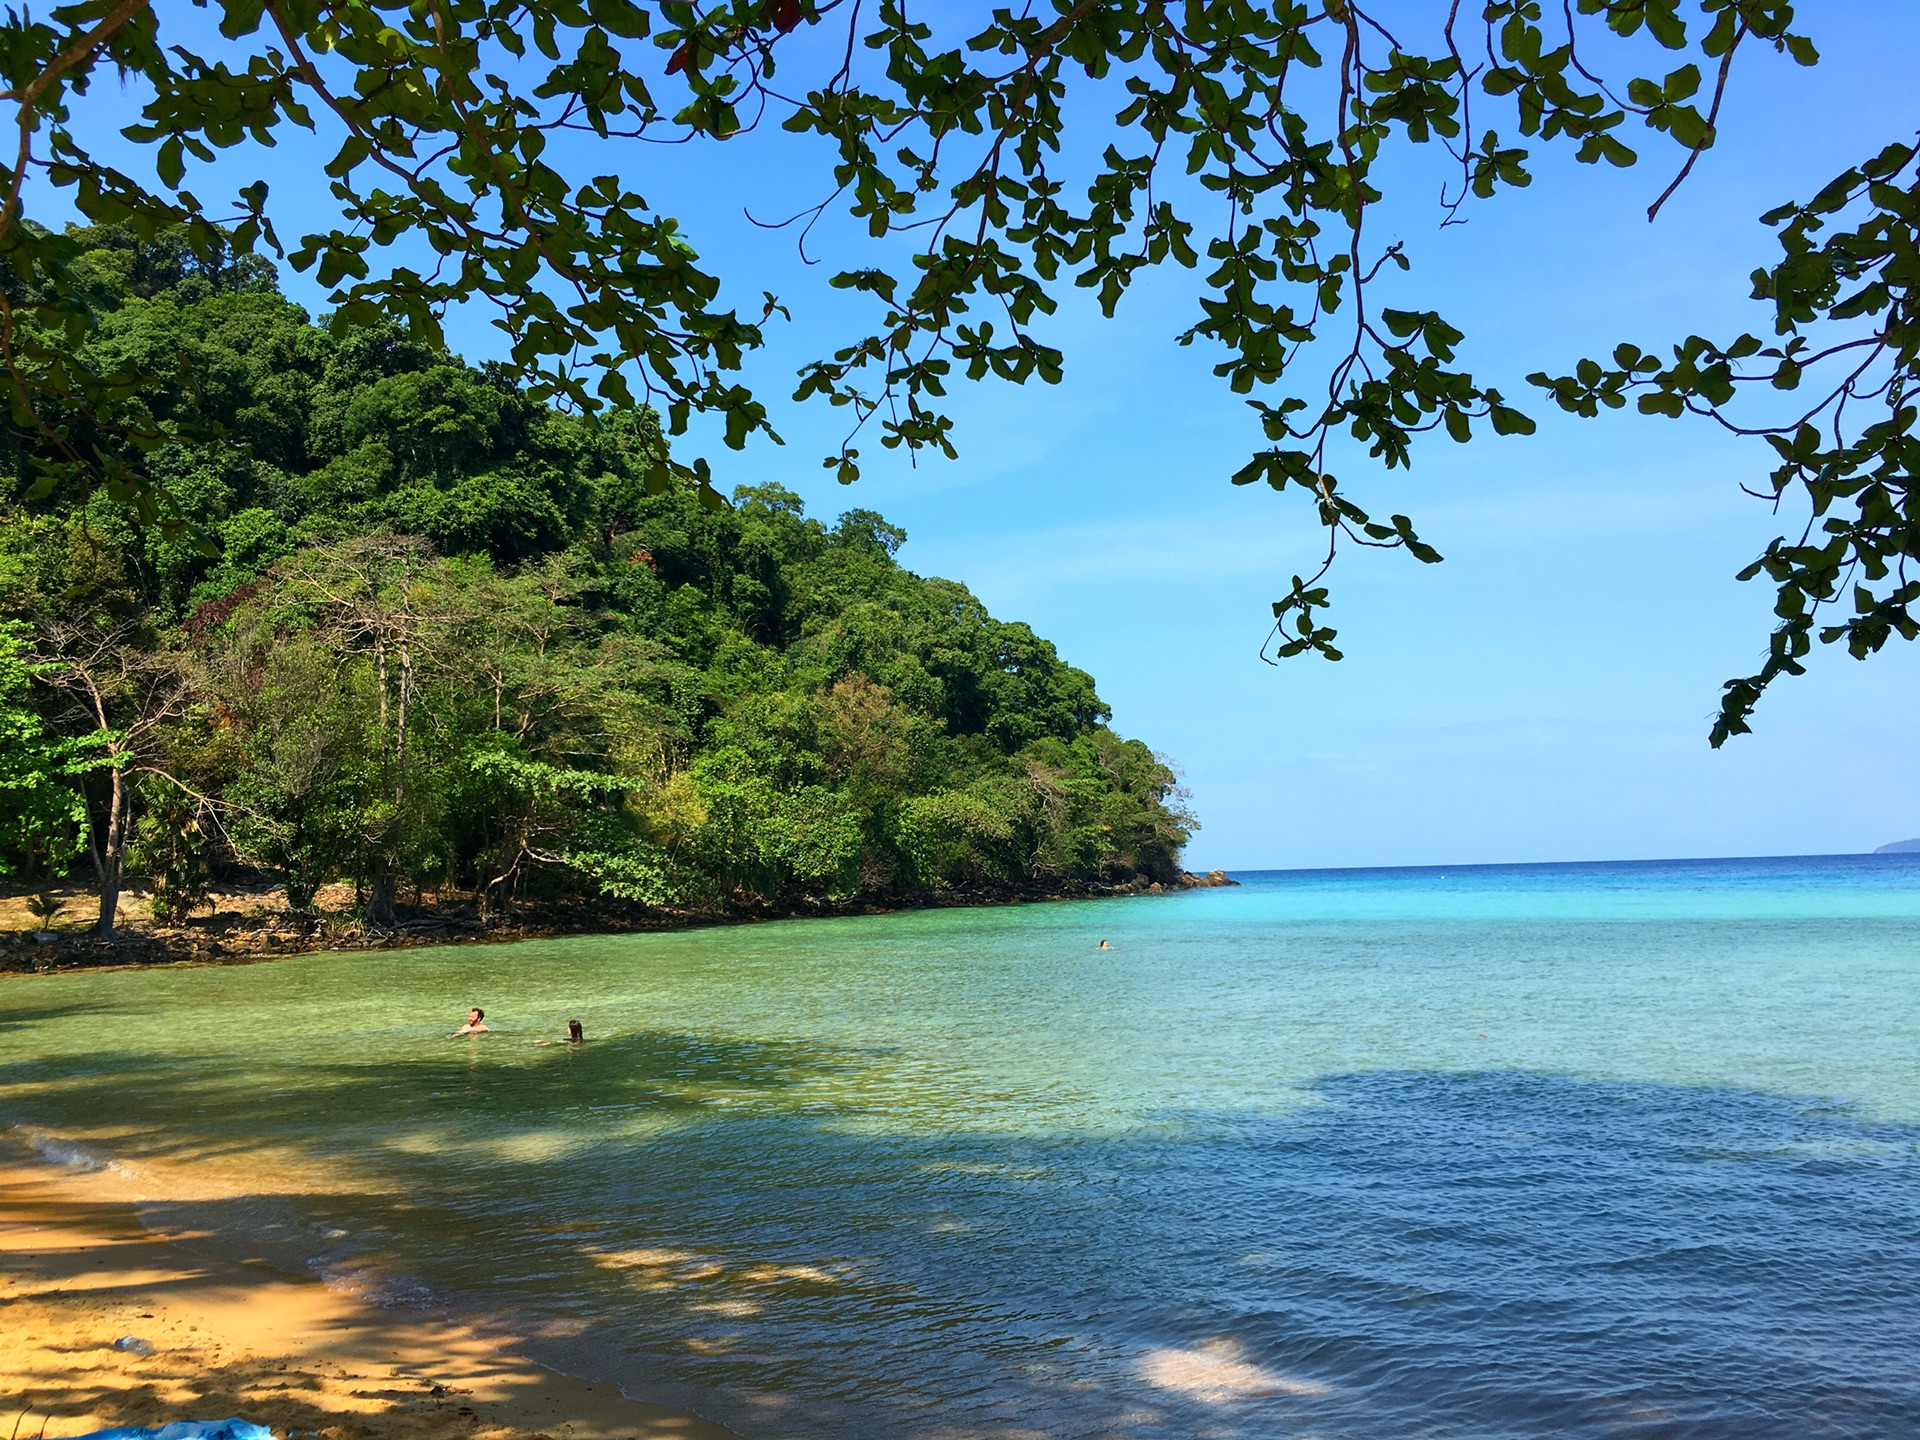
<box><xmin>1648</xmin><ymin>23</ymin><xmax>1745</xmax><ymax>222</ymax></box>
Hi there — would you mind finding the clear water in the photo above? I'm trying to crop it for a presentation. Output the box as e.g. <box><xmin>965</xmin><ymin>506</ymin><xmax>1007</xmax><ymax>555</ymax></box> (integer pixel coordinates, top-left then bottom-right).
<box><xmin>5</xmin><ymin>854</ymin><xmax>1920</xmax><ymax>1438</ymax></box>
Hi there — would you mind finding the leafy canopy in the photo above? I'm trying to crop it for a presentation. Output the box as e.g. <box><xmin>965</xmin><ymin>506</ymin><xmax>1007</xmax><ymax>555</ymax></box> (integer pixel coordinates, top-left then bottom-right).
<box><xmin>1</xmin><ymin>0</ymin><xmax>1911</xmax><ymax>740</ymax></box>
<box><xmin>0</xmin><ymin>239</ymin><xmax>1193</xmax><ymax>913</ymax></box>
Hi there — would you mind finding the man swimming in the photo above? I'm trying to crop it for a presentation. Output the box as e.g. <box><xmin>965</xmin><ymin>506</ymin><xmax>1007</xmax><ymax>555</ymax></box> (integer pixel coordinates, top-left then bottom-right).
<box><xmin>452</xmin><ymin>1007</ymin><xmax>489</xmax><ymax>1036</ymax></box>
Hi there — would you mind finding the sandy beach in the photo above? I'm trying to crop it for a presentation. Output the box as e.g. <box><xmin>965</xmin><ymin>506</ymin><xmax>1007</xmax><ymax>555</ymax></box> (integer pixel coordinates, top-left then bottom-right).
<box><xmin>0</xmin><ymin>1157</ymin><xmax>735</xmax><ymax>1440</ymax></box>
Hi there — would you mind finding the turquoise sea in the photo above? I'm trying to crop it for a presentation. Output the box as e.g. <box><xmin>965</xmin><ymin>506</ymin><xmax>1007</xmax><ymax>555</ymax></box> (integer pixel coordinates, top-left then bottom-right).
<box><xmin>5</xmin><ymin>853</ymin><xmax>1920</xmax><ymax>1438</ymax></box>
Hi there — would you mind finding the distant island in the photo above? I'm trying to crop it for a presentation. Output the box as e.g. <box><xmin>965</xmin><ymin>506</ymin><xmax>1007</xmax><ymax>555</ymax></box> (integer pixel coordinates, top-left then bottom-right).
<box><xmin>2</xmin><ymin>227</ymin><xmax>1197</xmax><ymax>955</ymax></box>
<box><xmin>1874</xmin><ymin>839</ymin><xmax>1920</xmax><ymax>854</ymax></box>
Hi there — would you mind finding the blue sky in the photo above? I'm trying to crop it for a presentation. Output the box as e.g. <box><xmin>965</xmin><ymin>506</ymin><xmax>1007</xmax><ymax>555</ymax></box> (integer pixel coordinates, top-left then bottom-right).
<box><xmin>50</xmin><ymin>5</ymin><xmax>1920</xmax><ymax>868</ymax></box>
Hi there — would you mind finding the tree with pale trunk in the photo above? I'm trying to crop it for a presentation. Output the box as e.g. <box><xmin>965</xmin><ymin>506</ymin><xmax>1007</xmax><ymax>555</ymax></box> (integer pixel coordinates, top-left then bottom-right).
<box><xmin>33</xmin><ymin>619</ymin><xmax>196</xmax><ymax>935</ymax></box>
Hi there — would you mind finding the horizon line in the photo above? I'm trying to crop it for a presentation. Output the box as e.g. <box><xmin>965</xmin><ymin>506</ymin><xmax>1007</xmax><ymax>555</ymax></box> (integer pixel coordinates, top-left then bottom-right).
<box><xmin>1202</xmin><ymin>848</ymin><xmax>1920</xmax><ymax>878</ymax></box>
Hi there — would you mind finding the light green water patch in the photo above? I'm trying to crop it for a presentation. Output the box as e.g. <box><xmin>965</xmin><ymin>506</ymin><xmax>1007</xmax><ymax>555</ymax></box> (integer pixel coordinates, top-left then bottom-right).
<box><xmin>7</xmin><ymin>877</ymin><xmax>1920</xmax><ymax>1155</ymax></box>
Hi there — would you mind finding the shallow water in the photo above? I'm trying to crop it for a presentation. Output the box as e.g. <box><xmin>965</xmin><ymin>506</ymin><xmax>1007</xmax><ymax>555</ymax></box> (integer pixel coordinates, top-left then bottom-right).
<box><xmin>5</xmin><ymin>854</ymin><xmax>1920</xmax><ymax>1438</ymax></box>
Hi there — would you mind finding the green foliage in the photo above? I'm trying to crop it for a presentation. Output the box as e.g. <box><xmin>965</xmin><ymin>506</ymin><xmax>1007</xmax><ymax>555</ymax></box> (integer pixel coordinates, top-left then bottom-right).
<box><xmin>1</xmin><ymin>244</ymin><xmax>1191</xmax><ymax>913</ymax></box>
<box><xmin>128</xmin><ymin>778</ymin><xmax>215</xmax><ymax>922</ymax></box>
<box><xmin>0</xmin><ymin>0</ymin><xmax>1891</xmax><ymax>741</ymax></box>
<box><xmin>0</xmin><ymin>620</ymin><xmax>110</xmax><ymax>877</ymax></box>
<box><xmin>1531</xmin><ymin>139</ymin><xmax>1920</xmax><ymax>744</ymax></box>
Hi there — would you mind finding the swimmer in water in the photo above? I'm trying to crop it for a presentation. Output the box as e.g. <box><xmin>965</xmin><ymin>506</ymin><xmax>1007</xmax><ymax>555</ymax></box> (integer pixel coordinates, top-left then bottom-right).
<box><xmin>536</xmin><ymin>1019</ymin><xmax>586</xmax><ymax>1047</ymax></box>
<box><xmin>451</xmin><ymin>1007</ymin><xmax>489</xmax><ymax>1036</ymax></box>
<box><xmin>1097</xmin><ymin>939</ymin><xmax>1112</xmax><ymax>950</ymax></box>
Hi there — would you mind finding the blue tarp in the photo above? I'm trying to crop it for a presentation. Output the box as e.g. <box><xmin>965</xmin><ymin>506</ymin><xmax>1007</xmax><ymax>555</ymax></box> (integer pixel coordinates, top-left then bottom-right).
<box><xmin>70</xmin><ymin>1422</ymin><xmax>274</xmax><ymax>1440</ymax></box>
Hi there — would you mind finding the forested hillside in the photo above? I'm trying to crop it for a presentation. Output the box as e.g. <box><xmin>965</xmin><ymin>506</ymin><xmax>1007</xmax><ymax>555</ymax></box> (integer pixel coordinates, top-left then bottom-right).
<box><xmin>0</xmin><ymin>228</ymin><xmax>1193</xmax><ymax>935</ymax></box>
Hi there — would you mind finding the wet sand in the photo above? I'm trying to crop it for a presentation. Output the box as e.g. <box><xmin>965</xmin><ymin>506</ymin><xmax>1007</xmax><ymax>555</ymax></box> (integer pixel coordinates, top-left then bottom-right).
<box><xmin>0</xmin><ymin>1159</ymin><xmax>735</xmax><ymax>1440</ymax></box>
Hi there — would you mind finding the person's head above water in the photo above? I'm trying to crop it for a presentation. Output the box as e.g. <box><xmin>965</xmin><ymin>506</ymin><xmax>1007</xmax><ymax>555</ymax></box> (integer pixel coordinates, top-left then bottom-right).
<box><xmin>1097</xmin><ymin>939</ymin><xmax>1112</xmax><ymax>950</ymax></box>
<box><xmin>451</xmin><ymin>1007</ymin><xmax>490</xmax><ymax>1037</ymax></box>
<box><xmin>567</xmin><ymin>1019</ymin><xmax>584</xmax><ymax>1043</ymax></box>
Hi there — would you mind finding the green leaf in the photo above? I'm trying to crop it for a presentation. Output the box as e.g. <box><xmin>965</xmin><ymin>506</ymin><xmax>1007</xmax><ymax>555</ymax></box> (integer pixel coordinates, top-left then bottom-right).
<box><xmin>325</xmin><ymin>134</ymin><xmax>372</xmax><ymax>178</ymax></box>
<box><xmin>1662</xmin><ymin>64</ymin><xmax>1701</xmax><ymax>103</ymax></box>
<box><xmin>1488</xmin><ymin>404</ymin><xmax>1536</xmax><ymax>436</ymax></box>
<box><xmin>156</xmin><ymin>137</ymin><xmax>186</xmax><ymax>189</ymax></box>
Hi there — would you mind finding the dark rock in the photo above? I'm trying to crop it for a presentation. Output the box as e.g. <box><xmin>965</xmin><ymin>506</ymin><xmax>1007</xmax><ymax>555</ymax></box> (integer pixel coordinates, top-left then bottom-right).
<box><xmin>1178</xmin><ymin>869</ymin><xmax>1239</xmax><ymax>888</ymax></box>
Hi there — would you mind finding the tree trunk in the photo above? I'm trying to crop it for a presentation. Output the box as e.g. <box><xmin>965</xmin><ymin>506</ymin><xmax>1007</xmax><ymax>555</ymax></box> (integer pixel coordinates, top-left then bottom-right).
<box><xmin>94</xmin><ymin>762</ymin><xmax>128</xmax><ymax>937</ymax></box>
<box><xmin>366</xmin><ymin>862</ymin><xmax>398</xmax><ymax>929</ymax></box>
<box><xmin>369</xmin><ymin>636</ymin><xmax>413</xmax><ymax>932</ymax></box>
<box><xmin>481</xmin><ymin>829</ymin><xmax>521</xmax><ymax>921</ymax></box>
<box><xmin>396</xmin><ymin>639</ymin><xmax>411</xmax><ymax>765</ymax></box>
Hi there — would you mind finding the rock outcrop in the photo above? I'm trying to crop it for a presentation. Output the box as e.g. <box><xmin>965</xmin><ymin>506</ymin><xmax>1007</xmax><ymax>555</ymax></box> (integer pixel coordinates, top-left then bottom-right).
<box><xmin>1181</xmin><ymin>869</ymin><xmax>1239</xmax><ymax>887</ymax></box>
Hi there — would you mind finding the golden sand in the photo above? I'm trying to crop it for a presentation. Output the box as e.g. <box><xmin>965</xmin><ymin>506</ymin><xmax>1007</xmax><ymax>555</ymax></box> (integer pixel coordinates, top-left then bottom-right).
<box><xmin>0</xmin><ymin>1159</ymin><xmax>735</xmax><ymax>1440</ymax></box>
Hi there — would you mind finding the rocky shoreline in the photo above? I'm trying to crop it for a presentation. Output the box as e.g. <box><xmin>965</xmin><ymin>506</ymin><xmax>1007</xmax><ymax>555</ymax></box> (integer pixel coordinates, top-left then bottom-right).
<box><xmin>0</xmin><ymin>870</ymin><xmax>1237</xmax><ymax>975</ymax></box>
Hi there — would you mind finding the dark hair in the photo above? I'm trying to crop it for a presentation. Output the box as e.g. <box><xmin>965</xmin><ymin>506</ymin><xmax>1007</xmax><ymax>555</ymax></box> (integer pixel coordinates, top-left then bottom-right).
<box><xmin>472</xmin><ymin>1008</ymin><xmax>484</xmax><ymax>1020</ymax></box>
<box><xmin>567</xmin><ymin>1019</ymin><xmax>584</xmax><ymax>1043</ymax></box>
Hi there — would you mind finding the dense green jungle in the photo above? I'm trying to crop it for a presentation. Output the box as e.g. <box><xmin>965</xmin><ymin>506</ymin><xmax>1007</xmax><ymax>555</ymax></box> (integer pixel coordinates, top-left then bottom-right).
<box><xmin>0</xmin><ymin>228</ymin><xmax>1193</xmax><ymax>937</ymax></box>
